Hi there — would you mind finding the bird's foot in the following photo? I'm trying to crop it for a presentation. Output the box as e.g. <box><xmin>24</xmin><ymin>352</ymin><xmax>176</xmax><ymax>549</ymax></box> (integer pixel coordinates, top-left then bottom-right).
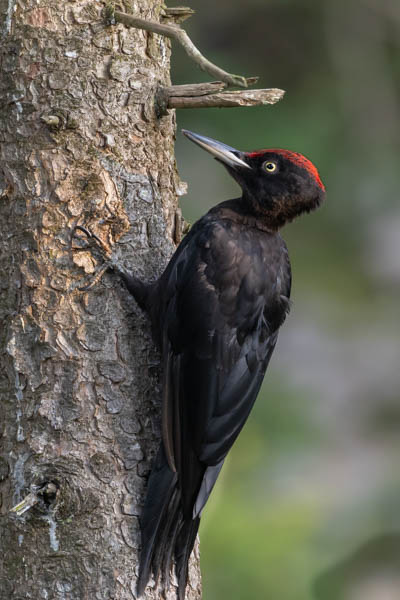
<box><xmin>71</xmin><ymin>225</ymin><xmax>114</xmax><ymax>291</ymax></box>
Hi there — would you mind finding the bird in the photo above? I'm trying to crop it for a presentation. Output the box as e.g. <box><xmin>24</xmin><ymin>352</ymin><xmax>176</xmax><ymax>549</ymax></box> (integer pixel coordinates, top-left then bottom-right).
<box><xmin>79</xmin><ymin>130</ymin><xmax>325</xmax><ymax>599</ymax></box>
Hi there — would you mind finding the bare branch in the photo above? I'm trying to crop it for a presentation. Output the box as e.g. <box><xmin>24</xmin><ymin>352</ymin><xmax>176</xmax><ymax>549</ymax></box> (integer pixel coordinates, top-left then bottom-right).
<box><xmin>168</xmin><ymin>88</ymin><xmax>285</xmax><ymax>109</ymax></box>
<box><xmin>111</xmin><ymin>10</ymin><xmax>249</xmax><ymax>88</ymax></box>
<box><xmin>166</xmin><ymin>81</ymin><xmax>227</xmax><ymax>97</ymax></box>
<box><xmin>165</xmin><ymin>78</ymin><xmax>259</xmax><ymax>98</ymax></box>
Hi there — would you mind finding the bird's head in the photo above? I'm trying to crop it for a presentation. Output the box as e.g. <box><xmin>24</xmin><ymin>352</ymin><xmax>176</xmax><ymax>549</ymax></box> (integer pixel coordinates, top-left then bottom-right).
<box><xmin>182</xmin><ymin>129</ymin><xmax>325</xmax><ymax>230</ymax></box>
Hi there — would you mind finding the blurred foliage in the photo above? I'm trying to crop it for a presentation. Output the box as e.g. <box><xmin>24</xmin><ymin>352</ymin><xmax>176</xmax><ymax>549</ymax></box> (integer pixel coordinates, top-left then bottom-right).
<box><xmin>168</xmin><ymin>0</ymin><xmax>400</xmax><ymax>598</ymax></box>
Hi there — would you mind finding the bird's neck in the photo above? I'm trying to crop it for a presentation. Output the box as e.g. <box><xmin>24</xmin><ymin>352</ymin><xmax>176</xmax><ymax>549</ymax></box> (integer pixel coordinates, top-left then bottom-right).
<box><xmin>209</xmin><ymin>197</ymin><xmax>280</xmax><ymax>233</ymax></box>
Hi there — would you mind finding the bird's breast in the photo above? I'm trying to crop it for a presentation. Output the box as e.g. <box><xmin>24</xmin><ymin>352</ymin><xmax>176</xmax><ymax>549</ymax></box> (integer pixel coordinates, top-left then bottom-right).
<box><xmin>197</xmin><ymin>219</ymin><xmax>290</xmax><ymax>331</ymax></box>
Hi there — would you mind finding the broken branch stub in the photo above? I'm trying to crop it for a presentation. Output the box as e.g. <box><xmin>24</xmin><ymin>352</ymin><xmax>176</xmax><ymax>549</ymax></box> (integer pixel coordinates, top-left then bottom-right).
<box><xmin>165</xmin><ymin>78</ymin><xmax>259</xmax><ymax>98</ymax></box>
<box><xmin>168</xmin><ymin>88</ymin><xmax>286</xmax><ymax>109</ymax></box>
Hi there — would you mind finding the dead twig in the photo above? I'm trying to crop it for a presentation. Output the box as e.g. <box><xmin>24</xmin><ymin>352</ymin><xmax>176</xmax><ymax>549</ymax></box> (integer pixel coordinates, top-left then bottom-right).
<box><xmin>106</xmin><ymin>8</ymin><xmax>249</xmax><ymax>88</ymax></box>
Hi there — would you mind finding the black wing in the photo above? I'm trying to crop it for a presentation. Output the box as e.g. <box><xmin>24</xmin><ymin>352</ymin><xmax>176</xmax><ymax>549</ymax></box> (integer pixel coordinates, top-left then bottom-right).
<box><xmin>154</xmin><ymin>216</ymin><xmax>291</xmax><ymax>518</ymax></box>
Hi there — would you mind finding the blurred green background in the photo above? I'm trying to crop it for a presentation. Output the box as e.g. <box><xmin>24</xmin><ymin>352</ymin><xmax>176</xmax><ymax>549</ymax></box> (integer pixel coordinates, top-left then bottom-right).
<box><xmin>169</xmin><ymin>1</ymin><xmax>400</xmax><ymax>598</ymax></box>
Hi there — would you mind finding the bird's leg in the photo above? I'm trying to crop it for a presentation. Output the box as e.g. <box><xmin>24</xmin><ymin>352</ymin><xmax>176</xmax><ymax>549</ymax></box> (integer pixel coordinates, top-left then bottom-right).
<box><xmin>79</xmin><ymin>262</ymin><xmax>110</xmax><ymax>291</ymax></box>
<box><xmin>71</xmin><ymin>226</ymin><xmax>150</xmax><ymax>309</ymax></box>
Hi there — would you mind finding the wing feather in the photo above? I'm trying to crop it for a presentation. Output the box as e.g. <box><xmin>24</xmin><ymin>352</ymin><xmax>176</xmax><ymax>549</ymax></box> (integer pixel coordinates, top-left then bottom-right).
<box><xmin>156</xmin><ymin>217</ymin><xmax>291</xmax><ymax>518</ymax></box>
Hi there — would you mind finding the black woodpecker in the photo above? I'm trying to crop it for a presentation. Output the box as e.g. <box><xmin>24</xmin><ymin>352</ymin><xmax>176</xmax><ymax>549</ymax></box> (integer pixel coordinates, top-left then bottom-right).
<box><xmin>102</xmin><ymin>131</ymin><xmax>326</xmax><ymax>598</ymax></box>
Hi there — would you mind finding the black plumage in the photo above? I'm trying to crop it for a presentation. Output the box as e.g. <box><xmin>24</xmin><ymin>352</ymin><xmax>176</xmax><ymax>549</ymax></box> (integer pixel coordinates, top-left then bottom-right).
<box><xmin>113</xmin><ymin>130</ymin><xmax>326</xmax><ymax>598</ymax></box>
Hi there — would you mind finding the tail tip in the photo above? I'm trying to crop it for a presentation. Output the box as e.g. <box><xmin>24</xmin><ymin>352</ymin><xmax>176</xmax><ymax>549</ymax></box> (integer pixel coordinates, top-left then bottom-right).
<box><xmin>136</xmin><ymin>567</ymin><xmax>150</xmax><ymax>599</ymax></box>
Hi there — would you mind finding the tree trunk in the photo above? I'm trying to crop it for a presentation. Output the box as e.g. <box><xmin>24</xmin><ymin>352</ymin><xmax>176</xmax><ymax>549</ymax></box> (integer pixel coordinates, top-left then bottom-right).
<box><xmin>0</xmin><ymin>1</ymin><xmax>201</xmax><ymax>598</ymax></box>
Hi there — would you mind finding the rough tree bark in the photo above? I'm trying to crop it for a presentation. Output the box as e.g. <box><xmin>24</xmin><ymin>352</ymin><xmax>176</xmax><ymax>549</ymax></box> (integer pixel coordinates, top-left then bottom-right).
<box><xmin>0</xmin><ymin>1</ymin><xmax>201</xmax><ymax>599</ymax></box>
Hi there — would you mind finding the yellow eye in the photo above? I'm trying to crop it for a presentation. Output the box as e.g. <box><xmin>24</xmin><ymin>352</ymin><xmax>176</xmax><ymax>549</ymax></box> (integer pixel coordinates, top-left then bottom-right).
<box><xmin>264</xmin><ymin>161</ymin><xmax>277</xmax><ymax>173</ymax></box>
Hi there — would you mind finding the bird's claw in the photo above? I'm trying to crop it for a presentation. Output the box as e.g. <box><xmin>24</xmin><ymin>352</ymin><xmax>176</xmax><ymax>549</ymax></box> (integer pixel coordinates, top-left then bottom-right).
<box><xmin>74</xmin><ymin>224</ymin><xmax>101</xmax><ymax>244</ymax></box>
<box><xmin>72</xmin><ymin>225</ymin><xmax>112</xmax><ymax>258</ymax></box>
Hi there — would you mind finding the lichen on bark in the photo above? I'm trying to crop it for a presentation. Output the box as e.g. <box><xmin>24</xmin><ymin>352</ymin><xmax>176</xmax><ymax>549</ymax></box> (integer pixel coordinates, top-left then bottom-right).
<box><xmin>0</xmin><ymin>1</ymin><xmax>200</xmax><ymax>598</ymax></box>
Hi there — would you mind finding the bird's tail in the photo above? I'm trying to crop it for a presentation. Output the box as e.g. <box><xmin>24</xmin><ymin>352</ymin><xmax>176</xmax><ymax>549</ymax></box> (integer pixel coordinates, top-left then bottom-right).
<box><xmin>137</xmin><ymin>445</ymin><xmax>200</xmax><ymax>600</ymax></box>
<box><xmin>174</xmin><ymin>516</ymin><xmax>200</xmax><ymax>600</ymax></box>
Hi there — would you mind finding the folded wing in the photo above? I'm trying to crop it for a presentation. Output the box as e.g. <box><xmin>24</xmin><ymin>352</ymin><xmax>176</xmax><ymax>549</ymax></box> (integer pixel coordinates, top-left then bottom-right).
<box><xmin>157</xmin><ymin>217</ymin><xmax>291</xmax><ymax>518</ymax></box>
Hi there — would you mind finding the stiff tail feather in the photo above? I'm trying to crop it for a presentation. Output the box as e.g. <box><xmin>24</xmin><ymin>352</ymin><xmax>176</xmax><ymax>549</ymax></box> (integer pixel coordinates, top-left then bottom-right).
<box><xmin>175</xmin><ymin>517</ymin><xmax>201</xmax><ymax>600</ymax></box>
<box><xmin>137</xmin><ymin>445</ymin><xmax>200</xmax><ymax>600</ymax></box>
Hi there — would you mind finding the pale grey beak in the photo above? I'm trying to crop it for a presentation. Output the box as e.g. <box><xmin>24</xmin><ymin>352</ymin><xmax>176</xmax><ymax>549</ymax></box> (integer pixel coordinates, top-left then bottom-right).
<box><xmin>182</xmin><ymin>129</ymin><xmax>251</xmax><ymax>170</ymax></box>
